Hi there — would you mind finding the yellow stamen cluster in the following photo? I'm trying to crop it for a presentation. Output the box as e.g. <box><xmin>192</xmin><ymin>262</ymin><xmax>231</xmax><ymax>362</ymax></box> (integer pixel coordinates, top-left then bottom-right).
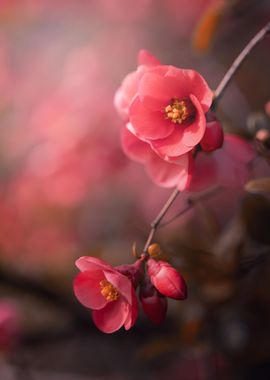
<box><xmin>100</xmin><ymin>279</ymin><xmax>119</xmax><ymax>301</ymax></box>
<box><xmin>165</xmin><ymin>98</ymin><xmax>194</xmax><ymax>124</ymax></box>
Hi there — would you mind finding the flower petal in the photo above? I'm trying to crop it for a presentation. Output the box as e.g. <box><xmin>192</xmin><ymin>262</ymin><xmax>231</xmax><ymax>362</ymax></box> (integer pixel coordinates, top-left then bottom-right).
<box><xmin>137</xmin><ymin>50</ymin><xmax>160</xmax><ymax>66</ymax></box>
<box><xmin>73</xmin><ymin>270</ymin><xmax>107</xmax><ymax>310</ymax></box>
<box><xmin>146</xmin><ymin>152</ymin><xmax>190</xmax><ymax>190</ymax></box>
<box><xmin>181</xmin><ymin>94</ymin><xmax>206</xmax><ymax>147</ymax></box>
<box><xmin>104</xmin><ymin>270</ymin><xmax>132</xmax><ymax>304</ymax></box>
<box><xmin>114</xmin><ymin>70</ymin><xmax>140</xmax><ymax>121</ymax></box>
<box><xmin>124</xmin><ymin>288</ymin><xmax>138</xmax><ymax>330</ymax></box>
<box><xmin>151</xmin><ymin>127</ymin><xmax>192</xmax><ymax>158</ymax></box>
<box><xmin>165</xmin><ymin>67</ymin><xmax>213</xmax><ymax>112</ymax></box>
<box><xmin>92</xmin><ymin>297</ymin><xmax>129</xmax><ymax>333</ymax></box>
<box><xmin>138</xmin><ymin>71</ymin><xmax>182</xmax><ymax>111</ymax></box>
<box><xmin>129</xmin><ymin>96</ymin><xmax>174</xmax><ymax>140</ymax></box>
<box><xmin>75</xmin><ymin>256</ymin><xmax>114</xmax><ymax>272</ymax></box>
<box><xmin>121</xmin><ymin>126</ymin><xmax>152</xmax><ymax>163</ymax></box>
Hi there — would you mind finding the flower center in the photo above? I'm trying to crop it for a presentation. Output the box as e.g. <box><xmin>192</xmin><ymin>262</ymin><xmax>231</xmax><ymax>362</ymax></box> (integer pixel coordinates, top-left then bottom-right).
<box><xmin>100</xmin><ymin>279</ymin><xmax>120</xmax><ymax>301</ymax></box>
<box><xmin>165</xmin><ymin>98</ymin><xmax>195</xmax><ymax>124</ymax></box>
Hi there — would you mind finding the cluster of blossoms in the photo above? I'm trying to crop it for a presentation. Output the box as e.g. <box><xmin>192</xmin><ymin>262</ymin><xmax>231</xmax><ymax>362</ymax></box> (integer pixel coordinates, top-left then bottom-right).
<box><xmin>73</xmin><ymin>246</ymin><xmax>186</xmax><ymax>333</ymax></box>
<box><xmin>114</xmin><ymin>50</ymin><xmax>224</xmax><ymax>190</ymax></box>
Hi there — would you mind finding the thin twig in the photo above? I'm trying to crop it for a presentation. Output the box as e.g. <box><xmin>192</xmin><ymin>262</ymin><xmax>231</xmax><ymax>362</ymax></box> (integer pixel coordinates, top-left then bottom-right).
<box><xmin>212</xmin><ymin>21</ymin><xmax>270</xmax><ymax>110</ymax></box>
<box><xmin>159</xmin><ymin>186</ymin><xmax>222</xmax><ymax>228</ymax></box>
<box><xmin>142</xmin><ymin>188</ymin><xmax>179</xmax><ymax>253</ymax></box>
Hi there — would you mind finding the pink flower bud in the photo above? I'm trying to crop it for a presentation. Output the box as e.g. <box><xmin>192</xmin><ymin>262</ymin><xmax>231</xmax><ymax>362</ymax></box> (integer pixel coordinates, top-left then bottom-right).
<box><xmin>147</xmin><ymin>258</ymin><xmax>187</xmax><ymax>300</ymax></box>
<box><xmin>140</xmin><ymin>280</ymin><xmax>167</xmax><ymax>325</ymax></box>
<box><xmin>200</xmin><ymin>113</ymin><xmax>224</xmax><ymax>152</ymax></box>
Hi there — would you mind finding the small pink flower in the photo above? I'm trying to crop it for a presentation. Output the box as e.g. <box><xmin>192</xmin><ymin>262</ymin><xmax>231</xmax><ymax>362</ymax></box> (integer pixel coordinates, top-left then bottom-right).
<box><xmin>74</xmin><ymin>256</ymin><xmax>138</xmax><ymax>333</ymax></box>
<box><xmin>115</xmin><ymin>50</ymin><xmax>213</xmax><ymax>161</ymax></box>
<box><xmin>140</xmin><ymin>280</ymin><xmax>167</xmax><ymax>325</ymax></box>
<box><xmin>147</xmin><ymin>258</ymin><xmax>187</xmax><ymax>300</ymax></box>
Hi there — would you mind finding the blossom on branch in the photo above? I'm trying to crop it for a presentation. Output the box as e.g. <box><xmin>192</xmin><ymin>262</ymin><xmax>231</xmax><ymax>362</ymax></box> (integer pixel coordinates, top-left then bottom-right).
<box><xmin>73</xmin><ymin>257</ymin><xmax>139</xmax><ymax>333</ymax></box>
<box><xmin>114</xmin><ymin>50</ymin><xmax>224</xmax><ymax>190</ymax></box>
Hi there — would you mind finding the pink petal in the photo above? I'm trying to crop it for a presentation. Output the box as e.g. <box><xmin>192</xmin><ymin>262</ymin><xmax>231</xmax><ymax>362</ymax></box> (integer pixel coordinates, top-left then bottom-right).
<box><xmin>104</xmin><ymin>270</ymin><xmax>132</xmax><ymax>304</ymax></box>
<box><xmin>73</xmin><ymin>270</ymin><xmax>108</xmax><ymax>310</ymax></box>
<box><xmin>138</xmin><ymin>71</ymin><xmax>182</xmax><ymax>111</ymax></box>
<box><xmin>146</xmin><ymin>152</ymin><xmax>190</xmax><ymax>189</ymax></box>
<box><xmin>114</xmin><ymin>70</ymin><xmax>140</xmax><ymax>121</ymax></box>
<box><xmin>165</xmin><ymin>67</ymin><xmax>213</xmax><ymax>112</ymax></box>
<box><xmin>124</xmin><ymin>288</ymin><xmax>138</xmax><ymax>330</ymax></box>
<box><xmin>121</xmin><ymin>126</ymin><xmax>152</xmax><ymax>163</ymax></box>
<box><xmin>129</xmin><ymin>96</ymin><xmax>174</xmax><ymax>140</ymax></box>
<box><xmin>137</xmin><ymin>50</ymin><xmax>160</xmax><ymax>66</ymax></box>
<box><xmin>151</xmin><ymin>128</ymin><xmax>192</xmax><ymax>158</ymax></box>
<box><xmin>181</xmin><ymin>94</ymin><xmax>206</xmax><ymax>147</ymax></box>
<box><xmin>92</xmin><ymin>297</ymin><xmax>129</xmax><ymax>333</ymax></box>
<box><xmin>75</xmin><ymin>256</ymin><xmax>114</xmax><ymax>272</ymax></box>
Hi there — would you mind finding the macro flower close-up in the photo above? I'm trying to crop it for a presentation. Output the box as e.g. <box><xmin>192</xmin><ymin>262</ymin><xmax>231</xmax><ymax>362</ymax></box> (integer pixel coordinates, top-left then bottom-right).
<box><xmin>0</xmin><ymin>1</ymin><xmax>270</xmax><ymax>379</ymax></box>
<box><xmin>74</xmin><ymin>256</ymin><xmax>138</xmax><ymax>333</ymax></box>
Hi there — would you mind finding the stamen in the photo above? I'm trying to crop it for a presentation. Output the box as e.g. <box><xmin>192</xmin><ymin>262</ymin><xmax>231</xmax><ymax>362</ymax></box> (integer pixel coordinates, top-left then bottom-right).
<box><xmin>100</xmin><ymin>279</ymin><xmax>119</xmax><ymax>301</ymax></box>
<box><xmin>165</xmin><ymin>98</ymin><xmax>196</xmax><ymax>124</ymax></box>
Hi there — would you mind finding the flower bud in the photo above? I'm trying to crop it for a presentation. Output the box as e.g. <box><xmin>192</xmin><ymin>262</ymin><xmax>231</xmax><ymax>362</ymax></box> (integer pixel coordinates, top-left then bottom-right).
<box><xmin>139</xmin><ymin>280</ymin><xmax>167</xmax><ymax>325</ymax></box>
<box><xmin>147</xmin><ymin>243</ymin><xmax>168</xmax><ymax>261</ymax></box>
<box><xmin>201</xmin><ymin>113</ymin><xmax>224</xmax><ymax>152</ymax></box>
<box><xmin>147</xmin><ymin>258</ymin><xmax>187</xmax><ymax>300</ymax></box>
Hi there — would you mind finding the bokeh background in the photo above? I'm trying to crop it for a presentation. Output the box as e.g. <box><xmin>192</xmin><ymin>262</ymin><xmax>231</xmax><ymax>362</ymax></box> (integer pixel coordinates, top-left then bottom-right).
<box><xmin>0</xmin><ymin>1</ymin><xmax>270</xmax><ymax>379</ymax></box>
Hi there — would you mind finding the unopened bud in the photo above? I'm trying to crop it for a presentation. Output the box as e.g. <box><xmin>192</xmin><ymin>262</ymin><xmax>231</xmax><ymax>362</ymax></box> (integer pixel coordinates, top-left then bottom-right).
<box><xmin>201</xmin><ymin>117</ymin><xmax>224</xmax><ymax>152</ymax></box>
<box><xmin>139</xmin><ymin>280</ymin><xmax>167</xmax><ymax>325</ymax></box>
<box><xmin>147</xmin><ymin>258</ymin><xmax>187</xmax><ymax>300</ymax></box>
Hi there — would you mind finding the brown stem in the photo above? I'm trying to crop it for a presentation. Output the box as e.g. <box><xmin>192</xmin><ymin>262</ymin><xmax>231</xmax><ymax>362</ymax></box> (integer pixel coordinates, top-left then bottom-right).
<box><xmin>212</xmin><ymin>21</ymin><xmax>270</xmax><ymax>110</ymax></box>
<box><xmin>142</xmin><ymin>187</ymin><xmax>179</xmax><ymax>253</ymax></box>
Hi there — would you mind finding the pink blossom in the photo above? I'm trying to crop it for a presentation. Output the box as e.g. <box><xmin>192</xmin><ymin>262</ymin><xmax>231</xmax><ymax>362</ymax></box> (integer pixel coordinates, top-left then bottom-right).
<box><xmin>147</xmin><ymin>258</ymin><xmax>187</xmax><ymax>300</ymax></box>
<box><xmin>74</xmin><ymin>256</ymin><xmax>138</xmax><ymax>333</ymax></box>
<box><xmin>115</xmin><ymin>50</ymin><xmax>213</xmax><ymax>161</ymax></box>
<box><xmin>140</xmin><ymin>280</ymin><xmax>167</xmax><ymax>325</ymax></box>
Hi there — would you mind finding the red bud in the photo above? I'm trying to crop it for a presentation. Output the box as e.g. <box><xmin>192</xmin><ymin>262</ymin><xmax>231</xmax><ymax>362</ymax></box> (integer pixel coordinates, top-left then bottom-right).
<box><xmin>140</xmin><ymin>280</ymin><xmax>167</xmax><ymax>325</ymax></box>
<box><xmin>201</xmin><ymin>115</ymin><xmax>224</xmax><ymax>152</ymax></box>
<box><xmin>147</xmin><ymin>258</ymin><xmax>187</xmax><ymax>300</ymax></box>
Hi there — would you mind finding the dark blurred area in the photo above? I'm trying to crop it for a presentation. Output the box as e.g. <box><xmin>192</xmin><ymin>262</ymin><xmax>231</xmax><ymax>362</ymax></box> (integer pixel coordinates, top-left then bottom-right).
<box><xmin>0</xmin><ymin>1</ymin><xmax>270</xmax><ymax>379</ymax></box>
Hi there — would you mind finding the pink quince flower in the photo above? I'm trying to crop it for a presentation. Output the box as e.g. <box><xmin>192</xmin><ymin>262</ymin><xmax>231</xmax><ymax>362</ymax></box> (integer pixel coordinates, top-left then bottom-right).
<box><xmin>147</xmin><ymin>258</ymin><xmax>187</xmax><ymax>300</ymax></box>
<box><xmin>140</xmin><ymin>280</ymin><xmax>167</xmax><ymax>325</ymax></box>
<box><xmin>115</xmin><ymin>50</ymin><xmax>213</xmax><ymax>162</ymax></box>
<box><xmin>74</xmin><ymin>256</ymin><xmax>138</xmax><ymax>333</ymax></box>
